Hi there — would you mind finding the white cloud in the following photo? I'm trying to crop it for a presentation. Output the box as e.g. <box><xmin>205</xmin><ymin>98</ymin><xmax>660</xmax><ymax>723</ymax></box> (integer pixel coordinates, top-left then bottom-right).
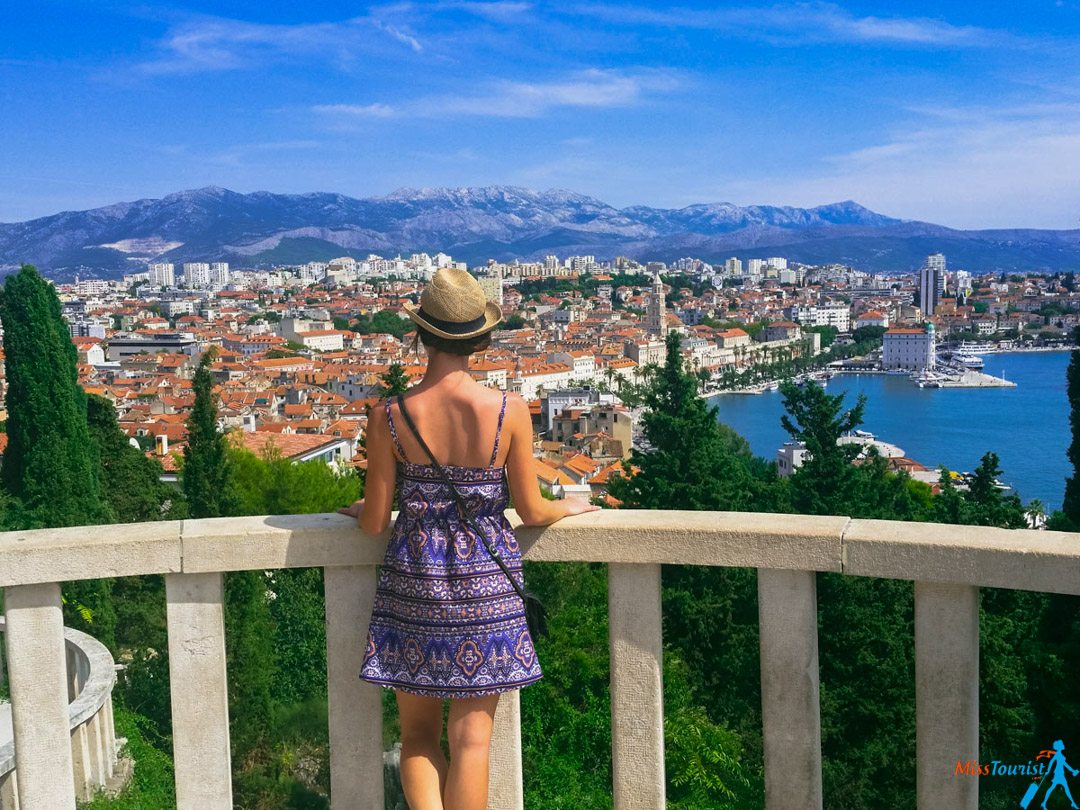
<box><xmin>372</xmin><ymin>19</ymin><xmax>423</xmax><ymax>52</ymax></box>
<box><xmin>313</xmin><ymin>68</ymin><xmax>678</xmax><ymax>121</ymax></box>
<box><xmin>311</xmin><ymin>103</ymin><xmax>397</xmax><ymax>118</ymax></box>
<box><xmin>571</xmin><ymin>2</ymin><xmax>1003</xmax><ymax>48</ymax></box>
<box><xmin>440</xmin><ymin>2</ymin><xmax>533</xmax><ymax>22</ymax></box>
<box><xmin>139</xmin><ymin>14</ymin><xmax>424</xmax><ymax>74</ymax></box>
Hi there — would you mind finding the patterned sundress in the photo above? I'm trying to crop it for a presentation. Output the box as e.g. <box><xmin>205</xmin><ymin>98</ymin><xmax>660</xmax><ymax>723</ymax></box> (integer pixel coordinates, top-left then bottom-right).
<box><xmin>359</xmin><ymin>390</ymin><xmax>543</xmax><ymax>698</ymax></box>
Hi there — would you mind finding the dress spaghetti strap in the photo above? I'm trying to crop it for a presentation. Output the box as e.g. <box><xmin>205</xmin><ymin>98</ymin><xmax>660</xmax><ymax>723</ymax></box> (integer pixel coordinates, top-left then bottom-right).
<box><xmin>384</xmin><ymin>396</ymin><xmax>409</xmax><ymax>463</ymax></box>
<box><xmin>488</xmin><ymin>390</ymin><xmax>508</xmax><ymax>467</ymax></box>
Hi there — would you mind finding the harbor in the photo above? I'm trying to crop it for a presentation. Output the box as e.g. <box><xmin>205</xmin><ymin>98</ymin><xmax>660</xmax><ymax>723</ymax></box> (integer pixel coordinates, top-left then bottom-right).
<box><xmin>707</xmin><ymin>350</ymin><xmax>1070</xmax><ymax>511</ymax></box>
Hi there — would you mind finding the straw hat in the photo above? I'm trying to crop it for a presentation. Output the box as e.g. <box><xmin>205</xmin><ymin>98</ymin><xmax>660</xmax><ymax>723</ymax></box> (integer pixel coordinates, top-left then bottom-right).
<box><xmin>402</xmin><ymin>267</ymin><xmax>503</xmax><ymax>340</ymax></box>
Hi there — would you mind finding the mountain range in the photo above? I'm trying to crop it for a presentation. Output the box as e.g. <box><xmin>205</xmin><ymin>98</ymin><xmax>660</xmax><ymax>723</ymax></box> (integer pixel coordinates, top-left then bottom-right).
<box><xmin>2</xmin><ymin>185</ymin><xmax>1079</xmax><ymax>278</ymax></box>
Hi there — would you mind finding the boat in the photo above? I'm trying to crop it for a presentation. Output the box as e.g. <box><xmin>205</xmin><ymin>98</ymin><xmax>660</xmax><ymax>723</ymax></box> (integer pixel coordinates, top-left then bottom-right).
<box><xmin>952</xmin><ymin>352</ymin><xmax>984</xmax><ymax>369</ymax></box>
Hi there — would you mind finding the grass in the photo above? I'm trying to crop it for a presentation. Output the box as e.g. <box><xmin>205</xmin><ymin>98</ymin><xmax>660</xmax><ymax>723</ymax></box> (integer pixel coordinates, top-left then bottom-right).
<box><xmin>80</xmin><ymin>706</ymin><xmax>176</xmax><ymax>809</ymax></box>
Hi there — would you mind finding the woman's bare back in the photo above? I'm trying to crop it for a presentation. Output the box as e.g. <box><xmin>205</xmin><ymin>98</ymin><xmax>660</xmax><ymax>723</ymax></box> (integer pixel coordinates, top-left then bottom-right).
<box><xmin>388</xmin><ymin>382</ymin><xmax>509</xmax><ymax>469</ymax></box>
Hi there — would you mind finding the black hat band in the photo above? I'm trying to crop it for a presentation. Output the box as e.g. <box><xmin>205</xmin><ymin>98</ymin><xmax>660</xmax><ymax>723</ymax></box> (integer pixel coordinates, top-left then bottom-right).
<box><xmin>416</xmin><ymin>306</ymin><xmax>488</xmax><ymax>334</ymax></box>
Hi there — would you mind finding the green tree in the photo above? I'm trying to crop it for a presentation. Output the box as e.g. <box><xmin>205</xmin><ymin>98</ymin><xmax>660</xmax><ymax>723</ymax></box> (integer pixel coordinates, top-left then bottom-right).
<box><xmin>1056</xmin><ymin>329</ymin><xmax>1080</xmax><ymax>529</ymax></box>
<box><xmin>377</xmin><ymin>362</ymin><xmax>412</xmax><ymax>398</ymax></box>
<box><xmin>87</xmin><ymin>394</ymin><xmax>183</xmax><ymax>523</ymax></box>
<box><xmin>0</xmin><ymin>264</ymin><xmax>115</xmax><ymax>647</ymax></box>
<box><xmin>607</xmin><ymin>331</ymin><xmax>774</xmax><ymax>512</ymax></box>
<box><xmin>182</xmin><ymin>348</ymin><xmax>236</xmax><ymax>519</ymax></box>
<box><xmin>805</xmin><ymin>324</ymin><xmax>839</xmax><ymax>348</ymax></box>
<box><xmin>0</xmin><ymin>265</ymin><xmax>112</xmax><ymax>527</ymax></box>
<box><xmin>228</xmin><ymin>441</ymin><xmax>361</xmax><ymax>704</ymax></box>
<box><xmin>778</xmin><ymin>380</ymin><xmax>866</xmax><ymax>516</ymax></box>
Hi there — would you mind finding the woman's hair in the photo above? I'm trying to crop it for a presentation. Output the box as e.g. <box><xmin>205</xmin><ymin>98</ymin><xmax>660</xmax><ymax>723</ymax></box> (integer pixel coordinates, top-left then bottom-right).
<box><xmin>409</xmin><ymin>323</ymin><xmax>493</xmax><ymax>357</ymax></box>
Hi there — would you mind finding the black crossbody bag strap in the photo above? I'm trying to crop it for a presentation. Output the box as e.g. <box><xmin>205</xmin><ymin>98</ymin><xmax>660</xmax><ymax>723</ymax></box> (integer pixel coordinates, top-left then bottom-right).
<box><xmin>394</xmin><ymin>395</ymin><xmax>547</xmax><ymax>638</ymax></box>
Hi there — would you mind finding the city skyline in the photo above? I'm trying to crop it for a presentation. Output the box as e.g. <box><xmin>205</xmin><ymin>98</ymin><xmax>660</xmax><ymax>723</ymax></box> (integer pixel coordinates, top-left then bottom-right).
<box><xmin>4</xmin><ymin>2</ymin><xmax>1080</xmax><ymax>229</ymax></box>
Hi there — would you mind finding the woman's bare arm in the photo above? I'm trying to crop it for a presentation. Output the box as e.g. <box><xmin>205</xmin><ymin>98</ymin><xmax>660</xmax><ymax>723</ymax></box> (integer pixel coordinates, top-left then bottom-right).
<box><xmin>503</xmin><ymin>393</ymin><xmax>601</xmax><ymax>526</ymax></box>
<box><xmin>350</xmin><ymin>400</ymin><xmax>397</xmax><ymax>535</ymax></box>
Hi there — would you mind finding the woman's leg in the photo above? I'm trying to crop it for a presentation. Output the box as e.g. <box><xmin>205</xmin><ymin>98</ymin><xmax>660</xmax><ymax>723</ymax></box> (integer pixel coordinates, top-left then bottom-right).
<box><xmin>396</xmin><ymin>690</ymin><xmax>448</xmax><ymax>810</ymax></box>
<box><xmin>443</xmin><ymin>693</ymin><xmax>500</xmax><ymax>810</ymax></box>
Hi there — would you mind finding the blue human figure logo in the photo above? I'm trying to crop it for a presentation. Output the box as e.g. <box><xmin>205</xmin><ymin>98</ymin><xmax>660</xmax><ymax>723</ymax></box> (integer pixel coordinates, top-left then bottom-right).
<box><xmin>1043</xmin><ymin>740</ymin><xmax>1080</xmax><ymax>810</ymax></box>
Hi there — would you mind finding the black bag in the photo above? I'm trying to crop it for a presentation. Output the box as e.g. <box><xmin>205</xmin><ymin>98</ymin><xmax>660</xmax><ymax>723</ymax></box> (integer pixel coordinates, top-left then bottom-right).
<box><xmin>395</xmin><ymin>395</ymin><xmax>548</xmax><ymax>640</ymax></box>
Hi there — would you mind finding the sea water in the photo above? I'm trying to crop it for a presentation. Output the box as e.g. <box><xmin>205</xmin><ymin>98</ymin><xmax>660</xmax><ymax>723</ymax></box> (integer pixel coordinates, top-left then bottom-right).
<box><xmin>707</xmin><ymin>351</ymin><xmax>1071</xmax><ymax>512</ymax></box>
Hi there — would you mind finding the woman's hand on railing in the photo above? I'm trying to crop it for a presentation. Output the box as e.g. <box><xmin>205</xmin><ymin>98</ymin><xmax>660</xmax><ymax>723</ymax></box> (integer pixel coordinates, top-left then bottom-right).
<box><xmin>337</xmin><ymin>499</ymin><xmax>365</xmax><ymax>521</ymax></box>
<box><xmin>561</xmin><ymin>496</ymin><xmax>603</xmax><ymax>518</ymax></box>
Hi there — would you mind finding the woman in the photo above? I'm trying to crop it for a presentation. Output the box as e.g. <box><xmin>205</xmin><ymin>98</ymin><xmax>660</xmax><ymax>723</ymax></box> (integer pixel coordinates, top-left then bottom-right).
<box><xmin>339</xmin><ymin>267</ymin><xmax>600</xmax><ymax>810</ymax></box>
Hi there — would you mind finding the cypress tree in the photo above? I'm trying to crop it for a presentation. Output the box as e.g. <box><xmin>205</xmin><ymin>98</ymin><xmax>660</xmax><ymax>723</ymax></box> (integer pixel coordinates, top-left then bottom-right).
<box><xmin>182</xmin><ymin>347</ymin><xmax>235</xmax><ymax>518</ymax></box>
<box><xmin>0</xmin><ymin>264</ymin><xmax>111</xmax><ymax>527</ymax></box>
<box><xmin>0</xmin><ymin>265</ymin><xmax>116</xmax><ymax>648</ymax></box>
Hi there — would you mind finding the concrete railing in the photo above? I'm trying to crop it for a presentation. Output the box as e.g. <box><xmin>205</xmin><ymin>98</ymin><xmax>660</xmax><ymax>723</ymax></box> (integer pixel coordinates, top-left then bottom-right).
<box><xmin>1</xmin><ymin>510</ymin><xmax>1079</xmax><ymax>809</ymax></box>
<box><xmin>0</xmin><ymin>617</ymin><xmax>122</xmax><ymax>808</ymax></box>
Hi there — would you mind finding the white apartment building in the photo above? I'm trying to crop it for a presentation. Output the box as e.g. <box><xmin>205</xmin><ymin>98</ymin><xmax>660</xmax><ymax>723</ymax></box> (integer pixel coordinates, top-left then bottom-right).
<box><xmin>162</xmin><ymin>299</ymin><xmax>196</xmax><ymax>317</ymax></box>
<box><xmin>567</xmin><ymin>255</ymin><xmax>596</xmax><ymax>273</ymax></box>
<box><xmin>765</xmin><ymin>257</ymin><xmax>788</xmax><ymax>277</ymax></box>
<box><xmin>149</xmin><ymin>262</ymin><xmax>176</xmax><ymax>287</ymax></box>
<box><xmin>747</xmin><ymin>259</ymin><xmax>766</xmax><ymax>277</ymax></box>
<box><xmin>183</xmin><ymin>262</ymin><xmax>211</xmax><ymax>287</ymax></box>
<box><xmin>724</xmin><ymin>258</ymin><xmax>743</xmax><ymax>277</ymax></box>
<box><xmin>71</xmin><ymin>279</ymin><xmax>112</xmax><ymax>296</ymax></box>
<box><xmin>210</xmin><ymin>262</ymin><xmax>230</xmax><ymax>286</ymax></box>
<box><xmin>793</xmin><ymin>302</ymin><xmax>851</xmax><ymax>333</ymax></box>
<box><xmin>882</xmin><ymin>326</ymin><xmax>935</xmax><ymax>371</ymax></box>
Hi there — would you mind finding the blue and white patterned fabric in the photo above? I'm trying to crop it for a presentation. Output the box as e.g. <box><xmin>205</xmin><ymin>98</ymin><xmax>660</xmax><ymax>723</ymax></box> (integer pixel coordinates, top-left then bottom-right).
<box><xmin>360</xmin><ymin>391</ymin><xmax>543</xmax><ymax>698</ymax></box>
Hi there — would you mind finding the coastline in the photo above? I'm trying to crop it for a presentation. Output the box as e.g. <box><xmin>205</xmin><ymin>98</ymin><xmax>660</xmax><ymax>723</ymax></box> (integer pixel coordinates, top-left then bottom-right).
<box><xmin>705</xmin><ymin>350</ymin><xmax>1070</xmax><ymax>511</ymax></box>
<box><xmin>702</xmin><ymin>347</ymin><xmax>1071</xmax><ymax>399</ymax></box>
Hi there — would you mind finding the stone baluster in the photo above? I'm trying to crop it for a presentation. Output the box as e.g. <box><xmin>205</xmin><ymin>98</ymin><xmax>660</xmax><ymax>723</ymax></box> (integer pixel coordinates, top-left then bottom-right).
<box><xmin>165</xmin><ymin>572</ymin><xmax>232</xmax><ymax>809</ymax></box>
<box><xmin>487</xmin><ymin>689</ymin><xmax>523</xmax><ymax>810</ymax></box>
<box><xmin>758</xmin><ymin>568</ymin><xmax>823</xmax><ymax>810</ymax></box>
<box><xmin>324</xmin><ymin>566</ymin><xmax>384</xmax><ymax>809</ymax></box>
<box><xmin>0</xmin><ymin>770</ymin><xmax>20</xmax><ymax>810</ymax></box>
<box><xmin>3</xmin><ymin>582</ymin><xmax>76</xmax><ymax>809</ymax></box>
<box><xmin>915</xmin><ymin>582</ymin><xmax>979</xmax><ymax>810</ymax></box>
<box><xmin>608</xmin><ymin>563</ymin><xmax>665</xmax><ymax>810</ymax></box>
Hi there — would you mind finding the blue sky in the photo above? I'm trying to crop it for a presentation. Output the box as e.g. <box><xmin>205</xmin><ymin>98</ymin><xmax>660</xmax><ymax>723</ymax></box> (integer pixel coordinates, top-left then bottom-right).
<box><xmin>3</xmin><ymin>1</ymin><xmax>1080</xmax><ymax>229</ymax></box>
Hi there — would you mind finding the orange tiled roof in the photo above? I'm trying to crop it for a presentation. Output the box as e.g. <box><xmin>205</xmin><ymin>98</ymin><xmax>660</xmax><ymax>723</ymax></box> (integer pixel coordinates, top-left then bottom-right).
<box><xmin>227</xmin><ymin>429</ymin><xmax>346</xmax><ymax>460</ymax></box>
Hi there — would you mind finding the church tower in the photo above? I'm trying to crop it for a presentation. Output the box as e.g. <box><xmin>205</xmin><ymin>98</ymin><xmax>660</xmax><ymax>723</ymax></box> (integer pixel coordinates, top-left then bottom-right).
<box><xmin>645</xmin><ymin>270</ymin><xmax>668</xmax><ymax>337</ymax></box>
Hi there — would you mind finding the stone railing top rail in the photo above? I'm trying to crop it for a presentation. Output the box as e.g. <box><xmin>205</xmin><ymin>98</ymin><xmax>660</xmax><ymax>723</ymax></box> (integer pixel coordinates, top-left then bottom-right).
<box><xmin>0</xmin><ymin>617</ymin><xmax>117</xmax><ymax>778</ymax></box>
<box><xmin>0</xmin><ymin>510</ymin><xmax>1077</xmax><ymax>596</ymax></box>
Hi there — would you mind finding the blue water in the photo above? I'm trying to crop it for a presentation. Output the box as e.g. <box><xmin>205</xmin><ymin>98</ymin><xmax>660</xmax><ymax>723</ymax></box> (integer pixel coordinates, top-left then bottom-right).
<box><xmin>707</xmin><ymin>351</ymin><xmax>1072</xmax><ymax>512</ymax></box>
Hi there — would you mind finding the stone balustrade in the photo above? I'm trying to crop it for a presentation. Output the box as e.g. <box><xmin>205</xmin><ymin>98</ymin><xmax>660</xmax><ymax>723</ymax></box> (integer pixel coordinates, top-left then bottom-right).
<box><xmin>0</xmin><ymin>615</ymin><xmax>122</xmax><ymax>808</ymax></box>
<box><xmin>1</xmin><ymin>509</ymin><xmax>1078</xmax><ymax>809</ymax></box>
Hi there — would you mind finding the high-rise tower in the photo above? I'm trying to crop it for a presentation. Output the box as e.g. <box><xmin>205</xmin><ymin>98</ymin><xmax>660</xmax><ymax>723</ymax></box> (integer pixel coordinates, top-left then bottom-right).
<box><xmin>919</xmin><ymin>253</ymin><xmax>946</xmax><ymax>317</ymax></box>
